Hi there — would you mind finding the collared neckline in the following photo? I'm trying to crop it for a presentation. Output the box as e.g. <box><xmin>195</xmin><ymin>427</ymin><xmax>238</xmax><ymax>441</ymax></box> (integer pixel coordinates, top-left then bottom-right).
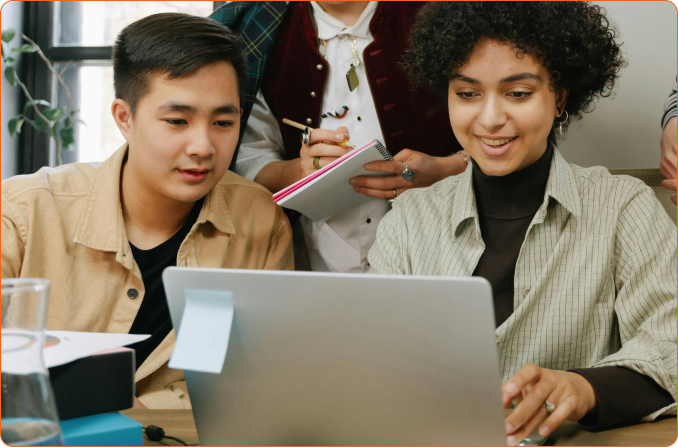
<box><xmin>541</xmin><ymin>146</ymin><xmax>582</xmax><ymax>219</ymax></box>
<box><xmin>73</xmin><ymin>144</ymin><xmax>236</xmax><ymax>269</ymax></box>
<box><xmin>310</xmin><ymin>1</ymin><xmax>378</xmax><ymax>40</ymax></box>
<box><xmin>450</xmin><ymin>147</ymin><xmax>581</xmax><ymax>239</ymax></box>
<box><xmin>450</xmin><ymin>161</ymin><xmax>481</xmax><ymax>241</ymax></box>
<box><xmin>73</xmin><ymin>144</ymin><xmax>128</xmax><ymax>257</ymax></box>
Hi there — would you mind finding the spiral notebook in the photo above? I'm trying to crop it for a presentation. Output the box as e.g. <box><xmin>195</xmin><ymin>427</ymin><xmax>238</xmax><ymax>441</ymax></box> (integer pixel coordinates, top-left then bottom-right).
<box><xmin>273</xmin><ymin>139</ymin><xmax>393</xmax><ymax>221</ymax></box>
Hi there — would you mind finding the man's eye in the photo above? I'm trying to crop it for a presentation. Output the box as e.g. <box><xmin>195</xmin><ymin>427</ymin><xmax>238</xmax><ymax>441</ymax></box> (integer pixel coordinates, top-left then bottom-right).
<box><xmin>456</xmin><ymin>92</ymin><xmax>478</xmax><ymax>100</ymax></box>
<box><xmin>165</xmin><ymin>119</ymin><xmax>187</xmax><ymax>126</ymax></box>
<box><xmin>215</xmin><ymin>121</ymin><xmax>234</xmax><ymax>128</ymax></box>
<box><xmin>508</xmin><ymin>92</ymin><xmax>532</xmax><ymax>99</ymax></box>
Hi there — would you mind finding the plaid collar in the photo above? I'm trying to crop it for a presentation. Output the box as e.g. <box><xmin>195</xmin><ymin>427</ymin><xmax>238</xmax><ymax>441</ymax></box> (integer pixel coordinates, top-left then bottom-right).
<box><xmin>210</xmin><ymin>1</ymin><xmax>291</xmax><ymax>170</ymax></box>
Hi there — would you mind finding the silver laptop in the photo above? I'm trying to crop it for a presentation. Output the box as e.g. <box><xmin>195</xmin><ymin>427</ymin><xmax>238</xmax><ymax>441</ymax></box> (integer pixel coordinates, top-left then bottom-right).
<box><xmin>163</xmin><ymin>268</ymin><xmax>507</xmax><ymax>446</ymax></box>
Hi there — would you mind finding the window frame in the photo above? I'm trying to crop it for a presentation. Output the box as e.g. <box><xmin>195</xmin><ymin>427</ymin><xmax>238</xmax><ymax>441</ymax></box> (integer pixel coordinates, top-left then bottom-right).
<box><xmin>19</xmin><ymin>1</ymin><xmax>224</xmax><ymax>174</ymax></box>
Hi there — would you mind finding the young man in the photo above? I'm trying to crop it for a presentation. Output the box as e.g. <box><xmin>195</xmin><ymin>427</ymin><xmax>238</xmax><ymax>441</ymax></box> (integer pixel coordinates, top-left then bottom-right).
<box><xmin>211</xmin><ymin>1</ymin><xmax>469</xmax><ymax>273</ymax></box>
<box><xmin>1</xmin><ymin>13</ymin><xmax>293</xmax><ymax>409</ymax></box>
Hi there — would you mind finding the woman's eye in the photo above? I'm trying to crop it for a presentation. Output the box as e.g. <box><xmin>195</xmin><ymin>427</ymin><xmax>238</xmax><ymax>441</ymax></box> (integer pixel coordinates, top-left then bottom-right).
<box><xmin>215</xmin><ymin>121</ymin><xmax>234</xmax><ymax>128</ymax></box>
<box><xmin>165</xmin><ymin>119</ymin><xmax>187</xmax><ymax>126</ymax></box>
<box><xmin>456</xmin><ymin>92</ymin><xmax>478</xmax><ymax>100</ymax></box>
<box><xmin>508</xmin><ymin>91</ymin><xmax>532</xmax><ymax>99</ymax></box>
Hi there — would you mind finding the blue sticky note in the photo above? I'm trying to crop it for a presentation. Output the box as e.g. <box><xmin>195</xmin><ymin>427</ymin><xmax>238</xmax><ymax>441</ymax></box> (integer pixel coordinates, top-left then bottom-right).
<box><xmin>168</xmin><ymin>289</ymin><xmax>234</xmax><ymax>374</ymax></box>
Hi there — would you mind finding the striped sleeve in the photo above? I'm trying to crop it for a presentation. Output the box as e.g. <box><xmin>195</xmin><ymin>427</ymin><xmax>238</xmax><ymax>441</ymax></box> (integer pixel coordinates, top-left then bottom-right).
<box><xmin>592</xmin><ymin>181</ymin><xmax>677</xmax><ymax>419</ymax></box>
<box><xmin>661</xmin><ymin>77</ymin><xmax>677</xmax><ymax>129</ymax></box>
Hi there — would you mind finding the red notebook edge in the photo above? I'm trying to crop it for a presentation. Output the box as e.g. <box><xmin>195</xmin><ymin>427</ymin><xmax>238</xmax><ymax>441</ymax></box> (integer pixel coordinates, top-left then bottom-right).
<box><xmin>272</xmin><ymin>139</ymin><xmax>377</xmax><ymax>202</ymax></box>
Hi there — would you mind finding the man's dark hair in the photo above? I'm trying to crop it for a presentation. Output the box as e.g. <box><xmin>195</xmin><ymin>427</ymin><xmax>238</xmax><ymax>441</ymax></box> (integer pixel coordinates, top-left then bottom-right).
<box><xmin>404</xmin><ymin>2</ymin><xmax>626</xmax><ymax>133</ymax></box>
<box><xmin>112</xmin><ymin>13</ymin><xmax>248</xmax><ymax>113</ymax></box>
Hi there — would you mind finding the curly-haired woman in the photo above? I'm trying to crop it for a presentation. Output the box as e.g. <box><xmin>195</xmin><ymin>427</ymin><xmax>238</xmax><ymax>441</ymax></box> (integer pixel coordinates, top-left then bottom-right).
<box><xmin>367</xmin><ymin>2</ymin><xmax>676</xmax><ymax>443</ymax></box>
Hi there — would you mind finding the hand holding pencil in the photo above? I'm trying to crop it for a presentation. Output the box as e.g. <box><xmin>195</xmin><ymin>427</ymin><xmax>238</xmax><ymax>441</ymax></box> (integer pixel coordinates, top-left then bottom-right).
<box><xmin>283</xmin><ymin>118</ymin><xmax>354</xmax><ymax>178</ymax></box>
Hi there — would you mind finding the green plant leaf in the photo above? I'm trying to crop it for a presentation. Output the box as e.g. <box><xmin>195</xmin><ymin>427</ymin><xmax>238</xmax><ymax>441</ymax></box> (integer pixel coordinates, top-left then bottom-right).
<box><xmin>1</xmin><ymin>41</ymin><xmax>6</xmax><ymax>57</ymax></box>
<box><xmin>23</xmin><ymin>99</ymin><xmax>51</xmax><ymax>113</ymax></box>
<box><xmin>12</xmin><ymin>44</ymin><xmax>37</xmax><ymax>53</ymax></box>
<box><xmin>5</xmin><ymin>56</ymin><xmax>14</xmax><ymax>63</ymax></box>
<box><xmin>44</xmin><ymin>107</ymin><xmax>66</xmax><ymax>121</ymax></box>
<box><xmin>60</xmin><ymin>126</ymin><xmax>75</xmax><ymax>149</ymax></box>
<box><xmin>8</xmin><ymin>116</ymin><xmax>24</xmax><ymax>137</ymax></box>
<box><xmin>25</xmin><ymin>117</ymin><xmax>49</xmax><ymax>133</ymax></box>
<box><xmin>4</xmin><ymin>66</ymin><xmax>17</xmax><ymax>86</ymax></box>
<box><xmin>1</xmin><ymin>29</ymin><xmax>16</xmax><ymax>43</ymax></box>
<box><xmin>65</xmin><ymin>116</ymin><xmax>72</xmax><ymax>127</ymax></box>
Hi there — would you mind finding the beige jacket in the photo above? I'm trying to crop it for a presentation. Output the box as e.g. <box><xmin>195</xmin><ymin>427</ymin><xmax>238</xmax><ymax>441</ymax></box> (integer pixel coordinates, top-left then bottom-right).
<box><xmin>1</xmin><ymin>145</ymin><xmax>294</xmax><ymax>409</ymax></box>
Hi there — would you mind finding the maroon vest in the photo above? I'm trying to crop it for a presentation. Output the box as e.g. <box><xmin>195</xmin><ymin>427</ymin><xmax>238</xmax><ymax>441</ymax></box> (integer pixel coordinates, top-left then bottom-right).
<box><xmin>260</xmin><ymin>1</ymin><xmax>461</xmax><ymax>159</ymax></box>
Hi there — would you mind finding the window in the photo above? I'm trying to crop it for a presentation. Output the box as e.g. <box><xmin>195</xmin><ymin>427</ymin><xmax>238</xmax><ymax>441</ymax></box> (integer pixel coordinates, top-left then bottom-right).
<box><xmin>21</xmin><ymin>1</ymin><xmax>221</xmax><ymax>172</ymax></box>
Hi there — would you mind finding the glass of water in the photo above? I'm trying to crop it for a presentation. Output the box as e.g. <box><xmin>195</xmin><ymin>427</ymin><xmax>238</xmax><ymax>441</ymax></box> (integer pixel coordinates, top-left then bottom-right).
<box><xmin>1</xmin><ymin>279</ymin><xmax>63</xmax><ymax>446</ymax></box>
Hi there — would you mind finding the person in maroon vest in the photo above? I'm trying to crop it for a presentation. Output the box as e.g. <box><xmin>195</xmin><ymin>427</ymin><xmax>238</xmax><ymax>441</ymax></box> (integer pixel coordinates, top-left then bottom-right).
<box><xmin>234</xmin><ymin>1</ymin><xmax>468</xmax><ymax>273</ymax></box>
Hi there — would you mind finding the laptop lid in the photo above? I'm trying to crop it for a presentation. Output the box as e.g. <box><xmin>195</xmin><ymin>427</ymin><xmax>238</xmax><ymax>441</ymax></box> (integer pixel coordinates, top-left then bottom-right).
<box><xmin>163</xmin><ymin>268</ymin><xmax>506</xmax><ymax>446</ymax></box>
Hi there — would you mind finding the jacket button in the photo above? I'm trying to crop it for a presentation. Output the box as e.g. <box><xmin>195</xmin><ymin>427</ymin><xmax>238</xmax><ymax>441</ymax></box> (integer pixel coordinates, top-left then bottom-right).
<box><xmin>316</xmin><ymin>64</ymin><xmax>323</xmax><ymax>71</ymax></box>
<box><xmin>310</xmin><ymin>91</ymin><xmax>316</xmax><ymax>98</ymax></box>
<box><xmin>127</xmin><ymin>288</ymin><xmax>139</xmax><ymax>299</ymax></box>
<box><xmin>306</xmin><ymin>118</ymin><xmax>312</xmax><ymax>125</ymax></box>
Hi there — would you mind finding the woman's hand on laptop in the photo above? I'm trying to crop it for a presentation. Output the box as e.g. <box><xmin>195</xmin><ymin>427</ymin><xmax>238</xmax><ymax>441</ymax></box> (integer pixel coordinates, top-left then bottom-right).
<box><xmin>501</xmin><ymin>363</ymin><xmax>597</xmax><ymax>445</ymax></box>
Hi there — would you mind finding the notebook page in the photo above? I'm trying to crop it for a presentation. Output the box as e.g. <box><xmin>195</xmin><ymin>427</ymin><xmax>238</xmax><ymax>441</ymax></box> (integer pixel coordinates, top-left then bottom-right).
<box><xmin>272</xmin><ymin>139</ymin><xmax>379</xmax><ymax>202</ymax></box>
<box><xmin>277</xmin><ymin>140</ymin><xmax>392</xmax><ymax>221</ymax></box>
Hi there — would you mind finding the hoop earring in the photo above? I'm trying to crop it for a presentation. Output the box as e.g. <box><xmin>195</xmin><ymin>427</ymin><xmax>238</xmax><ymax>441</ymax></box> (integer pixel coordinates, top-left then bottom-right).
<box><xmin>554</xmin><ymin>109</ymin><xmax>569</xmax><ymax>137</ymax></box>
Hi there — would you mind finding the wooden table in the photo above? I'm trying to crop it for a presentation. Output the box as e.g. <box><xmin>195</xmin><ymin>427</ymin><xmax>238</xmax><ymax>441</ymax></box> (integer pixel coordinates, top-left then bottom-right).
<box><xmin>122</xmin><ymin>409</ymin><xmax>677</xmax><ymax>446</ymax></box>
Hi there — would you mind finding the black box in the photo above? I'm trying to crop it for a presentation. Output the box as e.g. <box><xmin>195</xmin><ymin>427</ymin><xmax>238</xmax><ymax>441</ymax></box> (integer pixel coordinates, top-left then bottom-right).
<box><xmin>48</xmin><ymin>348</ymin><xmax>135</xmax><ymax>420</ymax></box>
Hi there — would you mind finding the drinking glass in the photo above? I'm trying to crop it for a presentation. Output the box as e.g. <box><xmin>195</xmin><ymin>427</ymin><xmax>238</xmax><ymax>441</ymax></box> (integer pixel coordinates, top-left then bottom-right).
<box><xmin>1</xmin><ymin>278</ymin><xmax>63</xmax><ymax>446</ymax></box>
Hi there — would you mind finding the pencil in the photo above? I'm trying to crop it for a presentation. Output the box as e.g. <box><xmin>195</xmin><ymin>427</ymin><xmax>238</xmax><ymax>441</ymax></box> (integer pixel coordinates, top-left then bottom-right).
<box><xmin>281</xmin><ymin>118</ymin><xmax>354</xmax><ymax>148</ymax></box>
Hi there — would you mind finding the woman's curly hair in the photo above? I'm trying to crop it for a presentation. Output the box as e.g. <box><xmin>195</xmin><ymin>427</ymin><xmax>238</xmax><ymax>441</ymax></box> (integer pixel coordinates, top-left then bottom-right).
<box><xmin>404</xmin><ymin>2</ymin><xmax>626</xmax><ymax>128</ymax></box>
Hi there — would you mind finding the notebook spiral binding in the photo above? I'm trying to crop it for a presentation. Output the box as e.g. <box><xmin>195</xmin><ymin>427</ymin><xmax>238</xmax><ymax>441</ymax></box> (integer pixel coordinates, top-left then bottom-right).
<box><xmin>373</xmin><ymin>140</ymin><xmax>393</xmax><ymax>161</ymax></box>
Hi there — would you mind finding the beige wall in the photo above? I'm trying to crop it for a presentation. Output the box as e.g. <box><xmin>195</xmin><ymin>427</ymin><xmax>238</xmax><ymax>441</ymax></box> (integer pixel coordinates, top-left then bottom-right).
<box><xmin>559</xmin><ymin>1</ymin><xmax>677</xmax><ymax>169</ymax></box>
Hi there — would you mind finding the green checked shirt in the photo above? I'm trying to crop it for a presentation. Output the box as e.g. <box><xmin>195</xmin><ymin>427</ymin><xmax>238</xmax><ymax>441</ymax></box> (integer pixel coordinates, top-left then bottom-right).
<box><xmin>210</xmin><ymin>1</ymin><xmax>289</xmax><ymax>171</ymax></box>
<box><xmin>368</xmin><ymin>148</ymin><xmax>677</xmax><ymax>420</ymax></box>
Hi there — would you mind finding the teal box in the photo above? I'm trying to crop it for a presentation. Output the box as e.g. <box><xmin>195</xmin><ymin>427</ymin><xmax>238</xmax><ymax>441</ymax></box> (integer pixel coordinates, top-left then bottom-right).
<box><xmin>61</xmin><ymin>412</ymin><xmax>142</xmax><ymax>446</ymax></box>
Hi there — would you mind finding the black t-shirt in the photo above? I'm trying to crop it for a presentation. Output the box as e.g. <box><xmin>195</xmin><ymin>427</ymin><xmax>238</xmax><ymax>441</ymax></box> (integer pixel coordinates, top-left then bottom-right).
<box><xmin>127</xmin><ymin>199</ymin><xmax>204</xmax><ymax>369</ymax></box>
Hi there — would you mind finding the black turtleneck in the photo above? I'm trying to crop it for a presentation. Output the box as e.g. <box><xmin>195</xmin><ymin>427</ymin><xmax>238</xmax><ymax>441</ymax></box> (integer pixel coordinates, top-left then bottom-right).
<box><xmin>472</xmin><ymin>145</ymin><xmax>552</xmax><ymax>327</ymax></box>
<box><xmin>470</xmin><ymin>145</ymin><xmax>674</xmax><ymax>429</ymax></box>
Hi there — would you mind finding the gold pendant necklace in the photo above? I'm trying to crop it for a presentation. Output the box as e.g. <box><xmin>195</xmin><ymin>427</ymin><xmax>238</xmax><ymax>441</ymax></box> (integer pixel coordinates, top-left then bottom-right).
<box><xmin>320</xmin><ymin>35</ymin><xmax>360</xmax><ymax>92</ymax></box>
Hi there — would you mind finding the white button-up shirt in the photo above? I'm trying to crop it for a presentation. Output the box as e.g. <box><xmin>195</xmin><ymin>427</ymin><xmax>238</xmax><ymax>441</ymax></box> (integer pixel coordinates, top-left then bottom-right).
<box><xmin>236</xmin><ymin>1</ymin><xmax>388</xmax><ymax>273</ymax></box>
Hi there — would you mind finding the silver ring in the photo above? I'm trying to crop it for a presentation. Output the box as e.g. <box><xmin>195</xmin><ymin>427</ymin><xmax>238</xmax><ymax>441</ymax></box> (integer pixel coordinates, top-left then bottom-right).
<box><xmin>402</xmin><ymin>163</ymin><xmax>415</xmax><ymax>182</ymax></box>
<box><xmin>544</xmin><ymin>400</ymin><xmax>556</xmax><ymax>414</ymax></box>
<box><xmin>301</xmin><ymin>127</ymin><xmax>311</xmax><ymax>145</ymax></box>
<box><xmin>393</xmin><ymin>189</ymin><xmax>397</xmax><ymax>199</ymax></box>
